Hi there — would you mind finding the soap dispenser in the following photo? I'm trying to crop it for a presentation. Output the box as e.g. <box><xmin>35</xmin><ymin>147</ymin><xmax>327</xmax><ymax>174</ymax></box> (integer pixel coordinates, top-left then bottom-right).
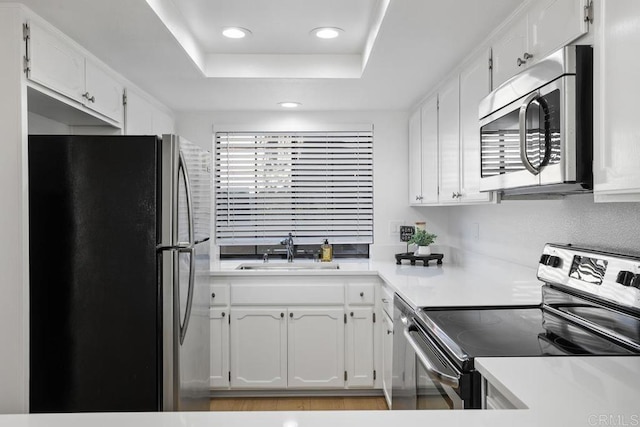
<box><xmin>321</xmin><ymin>239</ymin><xmax>333</xmax><ymax>262</ymax></box>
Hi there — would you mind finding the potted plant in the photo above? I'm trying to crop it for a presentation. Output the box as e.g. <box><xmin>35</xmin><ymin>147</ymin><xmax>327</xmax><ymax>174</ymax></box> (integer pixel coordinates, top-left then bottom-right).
<box><xmin>408</xmin><ymin>228</ymin><xmax>437</xmax><ymax>256</ymax></box>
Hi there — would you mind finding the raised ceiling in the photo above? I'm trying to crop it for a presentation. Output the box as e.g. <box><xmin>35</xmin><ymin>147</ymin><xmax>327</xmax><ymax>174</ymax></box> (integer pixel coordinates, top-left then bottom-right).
<box><xmin>4</xmin><ymin>0</ymin><xmax>526</xmax><ymax>111</ymax></box>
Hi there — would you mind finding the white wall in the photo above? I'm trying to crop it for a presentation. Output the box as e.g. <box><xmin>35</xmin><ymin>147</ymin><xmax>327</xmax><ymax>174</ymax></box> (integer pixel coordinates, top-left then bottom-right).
<box><xmin>444</xmin><ymin>194</ymin><xmax>640</xmax><ymax>269</ymax></box>
<box><xmin>0</xmin><ymin>5</ymin><xmax>29</xmax><ymax>414</ymax></box>
<box><xmin>176</xmin><ymin>110</ymin><xmax>450</xmax><ymax>261</ymax></box>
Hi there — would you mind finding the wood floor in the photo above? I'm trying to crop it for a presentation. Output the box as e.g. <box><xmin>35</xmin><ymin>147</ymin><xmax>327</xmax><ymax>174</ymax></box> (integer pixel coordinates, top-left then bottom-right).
<box><xmin>210</xmin><ymin>396</ymin><xmax>389</xmax><ymax>411</ymax></box>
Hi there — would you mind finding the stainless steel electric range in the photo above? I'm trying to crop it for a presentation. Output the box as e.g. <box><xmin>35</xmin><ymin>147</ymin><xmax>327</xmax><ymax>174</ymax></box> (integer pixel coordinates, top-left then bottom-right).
<box><xmin>392</xmin><ymin>244</ymin><xmax>640</xmax><ymax>410</ymax></box>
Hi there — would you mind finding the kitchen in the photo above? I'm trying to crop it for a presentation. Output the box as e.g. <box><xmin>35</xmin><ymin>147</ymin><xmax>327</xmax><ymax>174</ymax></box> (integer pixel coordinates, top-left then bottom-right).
<box><xmin>1</xmin><ymin>0</ymin><xmax>640</xmax><ymax>425</ymax></box>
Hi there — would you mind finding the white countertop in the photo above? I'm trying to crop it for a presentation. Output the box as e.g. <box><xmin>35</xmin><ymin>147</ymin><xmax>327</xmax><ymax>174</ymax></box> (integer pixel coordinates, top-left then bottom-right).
<box><xmin>2</xmin><ymin>356</ymin><xmax>638</xmax><ymax>426</ymax></box>
<box><xmin>211</xmin><ymin>257</ymin><xmax>543</xmax><ymax>308</ymax></box>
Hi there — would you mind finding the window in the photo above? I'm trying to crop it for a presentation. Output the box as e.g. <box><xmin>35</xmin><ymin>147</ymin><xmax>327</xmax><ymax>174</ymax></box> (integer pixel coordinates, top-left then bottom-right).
<box><xmin>215</xmin><ymin>129</ymin><xmax>373</xmax><ymax>257</ymax></box>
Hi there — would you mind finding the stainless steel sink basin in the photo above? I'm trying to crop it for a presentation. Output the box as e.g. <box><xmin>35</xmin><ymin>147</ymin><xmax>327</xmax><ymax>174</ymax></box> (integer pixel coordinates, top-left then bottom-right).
<box><xmin>236</xmin><ymin>262</ymin><xmax>340</xmax><ymax>271</ymax></box>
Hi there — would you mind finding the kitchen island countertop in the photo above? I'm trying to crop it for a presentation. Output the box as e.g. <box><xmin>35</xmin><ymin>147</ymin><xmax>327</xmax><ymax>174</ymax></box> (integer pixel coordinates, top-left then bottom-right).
<box><xmin>1</xmin><ymin>356</ymin><xmax>638</xmax><ymax>427</ymax></box>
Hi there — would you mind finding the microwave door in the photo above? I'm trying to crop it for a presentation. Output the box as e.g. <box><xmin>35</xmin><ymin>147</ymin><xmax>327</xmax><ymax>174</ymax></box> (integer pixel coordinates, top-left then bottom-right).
<box><xmin>479</xmin><ymin>104</ymin><xmax>540</xmax><ymax>192</ymax></box>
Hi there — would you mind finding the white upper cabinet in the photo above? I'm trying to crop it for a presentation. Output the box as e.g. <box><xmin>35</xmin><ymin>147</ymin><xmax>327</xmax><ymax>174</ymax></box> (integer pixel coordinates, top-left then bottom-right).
<box><xmin>124</xmin><ymin>88</ymin><xmax>175</xmax><ymax>136</ymax></box>
<box><xmin>27</xmin><ymin>19</ymin><xmax>124</xmax><ymax>125</ymax></box>
<box><xmin>593</xmin><ymin>0</ymin><xmax>640</xmax><ymax>202</ymax></box>
<box><xmin>84</xmin><ymin>59</ymin><xmax>124</xmax><ymax>122</ymax></box>
<box><xmin>492</xmin><ymin>0</ymin><xmax>590</xmax><ymax>89</ymax></box>
<box><xmin>492</xmin><ymin>16</ymin><xmax>529</xmax><ymax>89</ymax></box>
<box><xmin>438</xmin><ymin>75</ymin><xmax>461</xmax><ymax>203</ymax></box>
<box><xmin>459</xmin><ymin>50</ymin><xmax>493</xmax><ymax>204</ymax></box>
<box><xmin>28</xmin><ymin>21</ymin><xmax>84</xmax><ymax>104</ymax></box>
<box><xmin>408</xmin><ymin>97</ymin><xmax>439</xmax><ymax>205</ymax></box>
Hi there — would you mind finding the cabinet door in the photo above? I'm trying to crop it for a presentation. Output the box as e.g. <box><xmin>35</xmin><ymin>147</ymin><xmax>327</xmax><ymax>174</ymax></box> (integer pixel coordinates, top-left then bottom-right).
<box><xmin>84</xmin><ymin>59</ymin><xmax>124</xmax><ymax>123</ymax></box>
<box><xmin>345</xmin><ymin>307</ymin><xmax>374</xmax><ymax>388</ymax></box>
<box><xmin>594</xmin><ymin>0</ymin><xmax>640</xmax><ymax>202</ymax></box>
<box><xmin>408</xmin><ymin>108</ymin><xmax>423</xmax><ymax>204</ymax></box>
<box><xmin>492</xmin><ymin>16</ymin><xmax>528</xmax><ymax>89</ymax></box>
<box><xmin>152</xmin><ymin>108</ymin><xmax>175</xmax><ymax>138</ymax></box>
<box><xmin>420</xmin><ymin>96</ymin><xmax>439</xmax><ymax>204</ymax></box>
<box><xmin>125</xmin><ymin>89</ymin><xmax>153</xmax><ymax>135</ymax></box>
<box><xmin>230</xmin><ymin>308</ymin><xmax>287</xmax><ymax>388</ymax></box>
<box><xmin>381</xmin><ymin>313</ymin><xmax>393</xmax><ymax>407</ymax></box>
<box><xmin>438</xmin><ymin>76</ymin><xmax>461</xmax><ymax>203</ymax></box>
<box><xmin>528</xmin><ymin>0</ymin><xmax>589</xmax><ymax>61</ymax></box>
<box><xmin>209</xmin><ymin>308</ymin><xmax>229</xmax><ymax>388</ymax></box>
<box><xmin>287</xmin><ymin>308</ymin><xmax>345</xmax><ymax>388</ymax></box>
<box><xmin>459</xmin><ymin>50</ymin><xmax>493</xmax><ymax>203</ymax></box>
<box><xmin>29</xmin><ymin>20</ymin><xmax>84</xmax><ymax>103</ymax></box>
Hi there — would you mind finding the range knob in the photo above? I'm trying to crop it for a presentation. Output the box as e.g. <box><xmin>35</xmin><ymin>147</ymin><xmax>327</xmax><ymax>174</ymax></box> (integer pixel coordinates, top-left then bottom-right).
<box><xmin>631</xmin><ymin>274</ymin><xmax>640</xmax><ymax>290</ymax></box>
<box><xmin>616</xmin><ymin>271</ymin><xmax>635</xmax><ymax>287</ymax></box>
<box><xmin>539</xmin><ymin>254</ymin><xmax>561</xmax><ymax>268</ymax></box>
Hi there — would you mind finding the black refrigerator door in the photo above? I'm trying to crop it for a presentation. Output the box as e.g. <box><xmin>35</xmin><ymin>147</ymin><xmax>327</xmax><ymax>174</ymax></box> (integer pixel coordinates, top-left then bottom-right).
<box><xmin>29</xmin><ymin>135</ymin><xmax>161</xmax><ymax>412</ymax></box>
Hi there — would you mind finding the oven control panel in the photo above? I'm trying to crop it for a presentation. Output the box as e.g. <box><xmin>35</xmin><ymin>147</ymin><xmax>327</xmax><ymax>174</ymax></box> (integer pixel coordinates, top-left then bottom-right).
<box><xmin>538</xmin><ymin>244</ymin><xmax>640</xmax><ymax>311</ymax></box>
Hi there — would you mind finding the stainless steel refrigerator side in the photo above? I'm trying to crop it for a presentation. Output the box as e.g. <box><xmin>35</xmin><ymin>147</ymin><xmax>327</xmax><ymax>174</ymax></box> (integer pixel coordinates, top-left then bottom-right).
<box><xmin>160</xmin><ymin>135</ymin><xmax>180</xmax><ymax>411</ymax></box>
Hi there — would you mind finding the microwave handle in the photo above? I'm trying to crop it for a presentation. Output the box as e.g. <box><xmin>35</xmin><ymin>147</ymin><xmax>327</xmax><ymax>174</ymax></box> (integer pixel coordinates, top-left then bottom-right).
<box><xmin>519</xmin><ymin>91</ymin><xmax>542</xmax><ymax>175</ymax></box>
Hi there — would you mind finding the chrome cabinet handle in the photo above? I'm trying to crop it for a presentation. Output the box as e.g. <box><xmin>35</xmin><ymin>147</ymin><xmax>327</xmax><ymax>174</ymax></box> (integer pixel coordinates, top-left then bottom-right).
<box><xmin>517</xmin><ymin>52</ymin><xmax>533</xmax><ymax>67</ymax></box>
<box><xmin>415</xmin><ymin>195</ymin><xmax>424</xmax><ymax>201</ymax></box>
<box><xmin>82</xmin><ymin>92</ymin><xmax>95</xmax><ymax>102</ymax></box>
<box><xmin>451</xmin><ymin>192</ymin><xmax>462</xmax><ymax>199</ymax></box>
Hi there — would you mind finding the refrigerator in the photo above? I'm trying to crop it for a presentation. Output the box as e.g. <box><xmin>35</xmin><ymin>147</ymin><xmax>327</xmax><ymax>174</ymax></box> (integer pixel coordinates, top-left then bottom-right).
<box><xmin>28</xmin><ymin>134</ymin><xmax>211</xmax><ymax>413</ymax></box>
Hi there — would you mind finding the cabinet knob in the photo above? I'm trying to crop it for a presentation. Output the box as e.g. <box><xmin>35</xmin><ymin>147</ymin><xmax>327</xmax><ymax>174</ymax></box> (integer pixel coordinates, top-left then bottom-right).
<box><xmin>281</xmin><ymin>312</ymin><xmax>284</xmax><ymax>318</ymax></box>
<box><xmin>222</xmin><ymin>312</ymin><xmax>225</xmax><ymax>317</ymax></box>
<box><xmin>382</xmin><ymin>298</ymin><xmax>388</xmax><ymax>303</ymax></box>
<box><xmin>82</xmin><ymin>92</ymin><xmax>95</xmax><ymax>103</ymax></box>
<box><xmin>360</xmin><ymin>292</ymin><xmax>364</xmax><ymax>297</ymax></box>
<box><xmin>211</xmin><ymin>292</ymin><xmax>216</xmax><ymax>298</ymax></box>
<box><xmin>387</xmin><ymin>330</ymin><xmax>393</xmax><ymax>335</ymax></box>
<box><xmin>290</xmin><ymin>312</ymin><xmax>293</xmax><ymax>318</ymax></box>
<box><xmin>350</xmin><ymin>312</ymin><xmax>354</xmax><ymax>317</ymax></box>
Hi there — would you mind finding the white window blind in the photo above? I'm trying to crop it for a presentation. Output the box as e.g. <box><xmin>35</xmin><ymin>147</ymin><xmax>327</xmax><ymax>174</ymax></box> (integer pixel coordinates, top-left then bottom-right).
<box><xmin>215</xmin><ymin>130</ymin><xmax>373</xmax><ymax>246</ymax></box>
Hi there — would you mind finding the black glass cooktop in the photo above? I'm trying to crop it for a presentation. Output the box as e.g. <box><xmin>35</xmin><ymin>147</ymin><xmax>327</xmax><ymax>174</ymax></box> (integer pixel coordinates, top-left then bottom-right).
<box><xmin>417</xmin><ymin>306</ymin><xmax>637</xmax><ymax>371</ymax></box>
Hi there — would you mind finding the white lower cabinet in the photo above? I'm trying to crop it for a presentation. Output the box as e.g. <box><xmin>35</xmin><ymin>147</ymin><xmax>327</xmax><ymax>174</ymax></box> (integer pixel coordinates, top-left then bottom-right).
<box><xmin>381</xmin><ymin>312</ymin><xmax>393</xmax><ymax>406</ymax></box>
<box><xmin>209</xmin><ymin>308</ymin><xmax>230</xmax><ymax>388</ymax></box>
<box><xmin>345</xmin><ymin>307</ymin><xmax>375</xmax><ymax>388</ymax></box>
<box><xmin>288</xmin><ymin>308</ymin><xmax>345</xmax><ymax>388</ymax></box>
<box><xmin>230</xmin><ymin>308</ymin><xmax>287</xmax><ymax>389</ymax></box>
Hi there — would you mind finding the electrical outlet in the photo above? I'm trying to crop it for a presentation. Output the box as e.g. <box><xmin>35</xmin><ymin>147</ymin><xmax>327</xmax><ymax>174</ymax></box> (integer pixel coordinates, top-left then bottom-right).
<box><xmin>389</xmin><ymin>221</ymin><xmax>403</xmax><ymax>235</ymax></box>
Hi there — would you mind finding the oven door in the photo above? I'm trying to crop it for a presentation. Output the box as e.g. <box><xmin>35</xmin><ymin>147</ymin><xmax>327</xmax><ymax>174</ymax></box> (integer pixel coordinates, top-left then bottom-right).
<box><xmin>479</xmin><ymin>76</ymin><xmax>571</xmax><ymax>192</ymax></box>
<box><xmin>404</xmin><ymin>322</ymin><xmax>464</xmax><ymax>410</ymax></box>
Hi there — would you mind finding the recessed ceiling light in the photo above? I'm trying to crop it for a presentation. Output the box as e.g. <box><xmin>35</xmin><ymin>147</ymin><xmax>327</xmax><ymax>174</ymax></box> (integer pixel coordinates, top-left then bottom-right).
<box><xmin>222</xmin><ymin>27</ymin><xmax>251</xmax><ymax>39</ymax></box>
<box><xmin>278</xmin><ymin>102</ymin><xmax>302</xmax><ymax>109</ymax></box>
<box><xmin>310</xmin><ymin>27</ymin><xmax>344</xmax><ymax>39</ymax></box>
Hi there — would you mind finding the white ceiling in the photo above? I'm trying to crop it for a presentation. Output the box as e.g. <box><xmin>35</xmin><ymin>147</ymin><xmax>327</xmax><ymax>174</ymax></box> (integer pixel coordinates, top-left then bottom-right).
<box><xmin>6</xmin><ymin>0</ymin><xmax>525</xmax><ymax>112</ymax></box>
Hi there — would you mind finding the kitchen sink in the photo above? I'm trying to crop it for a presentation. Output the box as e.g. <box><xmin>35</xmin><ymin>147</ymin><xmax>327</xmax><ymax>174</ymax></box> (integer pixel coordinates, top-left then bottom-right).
<box><xmin>236</xmin><ymin>262</ymin><xmax>340</xmax><ymax>270</ymax></box>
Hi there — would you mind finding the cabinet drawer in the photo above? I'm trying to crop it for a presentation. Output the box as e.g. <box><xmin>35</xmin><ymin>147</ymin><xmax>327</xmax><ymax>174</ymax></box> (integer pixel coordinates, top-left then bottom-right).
<box><xmin>210</xmin><ymin>284</ymin><xmax>230</xmax><ymax>306</ymax></box>
<box><xmin>346</xmin><ymin>283</ymin><xmax>375</xmax><ymax>305</ymax></box>
<box><xmin>231</xmin><ymin>284</ymin><xmax>344</xmax><ymax>305</ymax></box>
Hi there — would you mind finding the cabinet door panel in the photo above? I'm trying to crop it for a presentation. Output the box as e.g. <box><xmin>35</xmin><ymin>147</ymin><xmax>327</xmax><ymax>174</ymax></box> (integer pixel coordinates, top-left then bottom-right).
<box><xmin>408</xmin><ymin>109</ymin><xmax>423</xmax><ymax>204</ymax></box>
<box><xmin>29</xmin><ymin>21</ymin><xmax>84</xmax><ymax>103</ymax></box>
<box><xmin>382</xmin><ymin>313</ymin><xmax>393</xmax><ymax>407</ymax></box>
<box><xmin>288</xmin><ymin>308</ymin><xmax>345</xmax><ymax>388</ymax></box>
<box><xmin>346</xmin><ymin>307</ymin><xmax>374</xmax><ymax>388</ymax></box>
<box><xmin>529</xmin><ymin>0</ymin><xmax>589</xmax><ymax>61</ymax></box>
<box><xmin>420</xmin><ymin>96</ymin><xmax>439</xmax><ymax>204</ymax></box>
<box><xmin>492</xmin><ymin>17</ymin><xmax>528</xmax><ymax>89</ymax></box>
<box><xmin>209</xmin><ymin>308</ymin><xmax>229</xmax><ymax>388</ymax></box>
<box><xmin>230</xmin><ymin>308</ymin><xmax>287</xmax><ymax>388</ymax></box>
<box><xmin>594</xmin><ymin>0</ymin><xmax>640</xmax><ymax>201</ymax></box>
<box><xmin>460</xmin><ymin>50</ymin><xmax>493</xmax><ymax>203</ymax></box>
<box><xmin>84</xmin><ymin>59</ymin><xmax>123</xmax><ymax>122</ymax></box>
<box><xmin>438</xmin><ymin>76</ymin><xmax>461</xmax><ymax>203</ymax></box>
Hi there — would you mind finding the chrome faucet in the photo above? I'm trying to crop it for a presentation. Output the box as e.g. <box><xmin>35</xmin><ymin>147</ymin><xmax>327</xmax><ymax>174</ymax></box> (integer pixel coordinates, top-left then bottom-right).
<box><xmin>280</xmin><ymin>232</ymin><xmax>295</xmax><ymax>263</ymax></box>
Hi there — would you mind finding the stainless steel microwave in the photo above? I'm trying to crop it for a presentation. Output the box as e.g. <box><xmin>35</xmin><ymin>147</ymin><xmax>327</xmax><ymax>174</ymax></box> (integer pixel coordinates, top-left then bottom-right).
<box><xmin>478</xmin><ymin>45</ymin><xmax>592</xmax><ymax>195</ymax></box>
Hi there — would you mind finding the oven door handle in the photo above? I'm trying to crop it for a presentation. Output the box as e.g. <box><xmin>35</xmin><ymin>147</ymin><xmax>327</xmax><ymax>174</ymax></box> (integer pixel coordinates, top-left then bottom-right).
<box><xmin>404</xmin><ymin>327</ymin><xmax>460</xmax><ymax>389</ymax></box>
<box><xmin>519</xmin><ymin>91</ymin><xmax>542</xmax><ymax>175</ymax></box>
